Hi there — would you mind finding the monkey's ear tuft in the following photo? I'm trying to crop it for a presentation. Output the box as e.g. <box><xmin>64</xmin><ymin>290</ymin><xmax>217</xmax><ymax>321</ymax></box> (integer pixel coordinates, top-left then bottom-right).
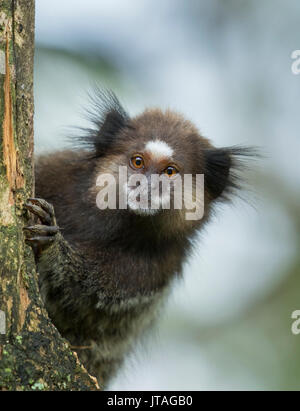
<box><xmin>204</xmin><ymin>146</ymin><xmax>258</xmax><ymax>200</ymax></box>
<box><xmin>75</xmin><ymin>88</ymin><xmax>130</xmax><ymax>157</ymax></box>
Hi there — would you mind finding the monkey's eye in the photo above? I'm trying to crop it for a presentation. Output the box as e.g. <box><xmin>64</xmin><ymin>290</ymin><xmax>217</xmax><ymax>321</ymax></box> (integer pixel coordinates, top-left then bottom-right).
<box><xmin>164</xmin><ymin>166</ymin><xmax>178</xmax><ymax>177</ymax></box>
<box><xmin>130</xmin><ymin>155</ymin><xmax>144</xmax><ymax>169</ymax></box>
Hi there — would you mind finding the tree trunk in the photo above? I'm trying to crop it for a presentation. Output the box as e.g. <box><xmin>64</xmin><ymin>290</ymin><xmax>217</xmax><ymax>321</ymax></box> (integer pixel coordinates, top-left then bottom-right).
<box><xmin>0</xmin><ymin>0</ymin><xmax>99</xmax><ymax>390</ymax></box>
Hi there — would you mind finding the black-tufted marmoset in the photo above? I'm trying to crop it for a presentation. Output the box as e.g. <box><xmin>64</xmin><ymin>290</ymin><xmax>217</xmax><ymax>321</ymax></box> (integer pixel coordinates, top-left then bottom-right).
<box><xmin>24</xmin><ymin>90</ymin><xmax>253</xmax><ymax>388</ymax></box>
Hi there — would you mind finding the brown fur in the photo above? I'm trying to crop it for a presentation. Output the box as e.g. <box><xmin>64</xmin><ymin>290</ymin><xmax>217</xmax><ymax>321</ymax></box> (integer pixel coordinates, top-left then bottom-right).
<box><xmin>28</xmin><ymin>90</ymin><xmax>254</xmax><ymax>387</ymax></box>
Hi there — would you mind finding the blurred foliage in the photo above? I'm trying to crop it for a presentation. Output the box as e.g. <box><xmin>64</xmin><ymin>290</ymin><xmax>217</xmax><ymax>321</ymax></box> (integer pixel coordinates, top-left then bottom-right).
<box><xmin>35</xmin><ymin>45</ymin><xmax>122</xmax><ymax>83</ymax></box>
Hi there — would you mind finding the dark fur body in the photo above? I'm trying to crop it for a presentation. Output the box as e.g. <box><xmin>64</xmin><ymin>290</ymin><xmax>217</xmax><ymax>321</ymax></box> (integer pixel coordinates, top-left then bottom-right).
<box><xmin>34</xmin><ymin>149</ymin><xmax>198</xmax><ymax>386</ymax></box>
<box><xmin>29</xmin><ymin>91</ymin><xmax>253</xmax><ymax>388</ymax></box>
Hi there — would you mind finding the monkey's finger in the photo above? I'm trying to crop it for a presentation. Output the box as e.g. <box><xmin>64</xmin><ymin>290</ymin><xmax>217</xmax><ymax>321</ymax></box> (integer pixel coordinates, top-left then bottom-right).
<box><xmin>27</xmin><ymin>198</ymin><xmax>55</xmax><ymax>217</ymax></box>
<box><xmin>25</xmin><ymin>203</ymin><xmax>52</xmax><ymax>225</ymax></box>
<box><xmin>23</xmin><ymin>225</ymin><xmax>59</xmax><ymax>237</ymax></box>
<box><xmin>25</xmin><ymin>236</ymin><xmax>55</xmax><ymax>247</ymax></box>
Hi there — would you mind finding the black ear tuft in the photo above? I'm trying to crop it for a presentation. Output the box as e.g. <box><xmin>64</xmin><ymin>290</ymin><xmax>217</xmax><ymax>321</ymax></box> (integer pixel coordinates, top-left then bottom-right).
<box><xmin>204</xmin><ymin>146</ymin><xmax>258</xmax><ymax>200</ymax></box>
<box><xmin>75</xmin><ymin>88</ymin><xmax>130</xmax><ymax>157</ymax></box>
<box><xmin>204</xmin><ymin>148</ymin><xmax>231</xmax><ymax>199</ymax></box>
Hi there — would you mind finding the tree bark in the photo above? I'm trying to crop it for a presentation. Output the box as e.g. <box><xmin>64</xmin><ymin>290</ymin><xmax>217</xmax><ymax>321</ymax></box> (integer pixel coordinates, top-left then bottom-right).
<box><xmin>0</xmin><ymin>0</ymin><xmax>99</xmax><ymax>390</ymax></box>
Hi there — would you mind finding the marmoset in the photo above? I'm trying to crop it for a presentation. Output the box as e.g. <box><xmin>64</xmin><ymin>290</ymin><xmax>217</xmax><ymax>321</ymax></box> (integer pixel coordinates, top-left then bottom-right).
<box><xmin>24</xmin><ymin>90</ymin><xmax>253</xmax><ymax>388</ymax></box>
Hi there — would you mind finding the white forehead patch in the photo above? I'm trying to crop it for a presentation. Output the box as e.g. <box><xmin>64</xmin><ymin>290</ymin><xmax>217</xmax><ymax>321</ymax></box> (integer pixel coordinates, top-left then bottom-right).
<box><xmin>145</xmin><ymin>139</ymin><xmax>173</xmax><ymax>159</ymax></box>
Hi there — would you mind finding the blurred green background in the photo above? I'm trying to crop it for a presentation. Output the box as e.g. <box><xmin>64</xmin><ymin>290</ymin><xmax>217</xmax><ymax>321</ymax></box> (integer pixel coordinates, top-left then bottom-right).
<box><xmin>35</xmin><ymin>0</ymin><xmax>300</xmax><ymax>390</ymax></box>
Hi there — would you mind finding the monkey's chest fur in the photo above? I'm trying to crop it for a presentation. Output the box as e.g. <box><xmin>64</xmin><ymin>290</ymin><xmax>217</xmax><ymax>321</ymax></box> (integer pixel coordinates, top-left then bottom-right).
<box><xmin>37</xmin><ymin>236</ymin><xmax>181</xmax><ymax>387</ymax></box>
<box><xmin>33</xmin><ymin>151</ymin><xmax>192</xmax><ymax>388</ymax></box>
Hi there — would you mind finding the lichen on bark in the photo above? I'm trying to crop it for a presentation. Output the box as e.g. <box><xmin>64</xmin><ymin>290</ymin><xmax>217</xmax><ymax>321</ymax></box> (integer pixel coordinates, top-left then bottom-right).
<box><xmin>0</xmin><ymin>0</ymin><xmax>99</xmax><ymax>390</ymax></box>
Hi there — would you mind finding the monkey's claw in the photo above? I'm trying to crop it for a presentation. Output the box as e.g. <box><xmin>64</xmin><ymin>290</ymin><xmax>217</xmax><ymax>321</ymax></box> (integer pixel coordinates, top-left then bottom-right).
<box><xmin>24</xmin><ymin>198</ymin><xmax>59</xmax><ymax>252</ymax></box>
<box><xmin>25</xmin><ymin>197</ymin><xmax>56</xmax><ymax>226</ymax></box>
<box><xmin>24</xmin><ymin>225</ymin><xmax>59</xmax><ymax>236</ymax></box>
<box><xmin>25</xmin><ymin>236</ymin><xmax>56</xmax><ymax>247</ymax></box>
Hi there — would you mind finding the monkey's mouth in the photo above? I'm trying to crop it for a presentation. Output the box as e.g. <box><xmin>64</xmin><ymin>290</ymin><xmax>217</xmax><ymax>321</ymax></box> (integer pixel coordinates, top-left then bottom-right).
<box><xmin>129</xmin><ymin>206</ymin><xmax>160</xmax><ymax>216</ymax></box>
<box><xmin>125</xmin><ymin>183</ymin><xmax>164</xmax><ymax>214</ymax></box>
<box><xmin>127</xmin><ymin>193</ymin><xmax>173</xmax><ymax>217</ymax></box>
<box><xmin>127</xmin><ymin>192</ymin><xmax>160</xmax><ymax>215</ymax></box>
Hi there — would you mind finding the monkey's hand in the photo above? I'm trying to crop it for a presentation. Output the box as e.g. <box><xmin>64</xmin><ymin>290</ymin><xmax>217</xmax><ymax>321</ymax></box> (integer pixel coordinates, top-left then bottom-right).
<box><xmin>24</xmin><ymin>197</ymin><xmax>80</xmax><ymax>270</ymax></box>
<box><xmin>24</xmin><ymin>198</ymin><xmax>90</xmax><ymax>328</ymax></box>
<box><xmin>24</xmin><ymin>198</ymin><xmax>60</xmax><ymax>254</ymax></box>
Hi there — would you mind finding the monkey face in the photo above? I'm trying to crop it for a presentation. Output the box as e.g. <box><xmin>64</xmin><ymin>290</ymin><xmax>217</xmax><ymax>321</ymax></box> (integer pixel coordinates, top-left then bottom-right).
<box><xmin>117</xmin><ymin>137</ymin><xmax>185</xmax><ymax>215</ymax></box>
<box><xmin>82</xmin><ymin>90</ymin><xmax>251</xmax><ymax>221</ymax></box>
<box><xmin>126</xmin><ymin>144</ymin><xmax>181</xmax><ymax>215</ymax></box>
<box><xmin>91</xmin><ymin>108</ymin><xmax>208</xmax><ymax>218</ymax></box>
<box><xmin>92</xmin><ymin>142</ymin><xmax>183</xmax><ymax>216</ymax></box>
